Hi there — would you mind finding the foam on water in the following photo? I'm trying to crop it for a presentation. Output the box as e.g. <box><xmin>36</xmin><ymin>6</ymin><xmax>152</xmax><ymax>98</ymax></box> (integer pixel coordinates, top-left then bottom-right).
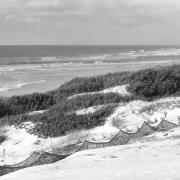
<box><xmin>0</xmin><ymin>80</ymin><xmax>46</xmax><ymax>92</ymax></box>
<box><xmin>0</xmin><ymin>47</ymin><xmax>180</xmax><ymax>66</ymax></box>
<box><xmin>0</xmin><ymin>45</ymin><xmax>180</xmax><ymax>96</ymax></box>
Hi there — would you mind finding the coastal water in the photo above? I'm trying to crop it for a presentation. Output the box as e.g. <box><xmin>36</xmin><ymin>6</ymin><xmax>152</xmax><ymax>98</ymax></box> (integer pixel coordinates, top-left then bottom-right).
<box><xmin>0</xmin><ymin>45</ymin><xmax>180</xmax><ymax>97</ymax></box>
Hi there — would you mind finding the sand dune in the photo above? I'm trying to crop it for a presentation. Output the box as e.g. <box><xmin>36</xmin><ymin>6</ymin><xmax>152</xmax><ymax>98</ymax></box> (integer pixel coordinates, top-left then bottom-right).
<box><xmin>68</xmin><ymin>84</ymin><xmax>131</xmax><ymax>99</ymax></box>
<box><xmin>1</xmin><ymin>127</ymin><xmax>180</xmax><ymax>180</ymax></box>
<box><xmin>1</xmin><ymin>94</ymin><xmax>180</xmax><ymax>166</ymax></box>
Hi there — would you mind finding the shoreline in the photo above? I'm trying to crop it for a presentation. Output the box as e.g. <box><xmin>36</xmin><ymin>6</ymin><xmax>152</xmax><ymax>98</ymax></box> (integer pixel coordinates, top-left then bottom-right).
<box><xmin>0</xmin><ymin>61</ymin><xmax>179</xmax><ymax>97</ymax></box>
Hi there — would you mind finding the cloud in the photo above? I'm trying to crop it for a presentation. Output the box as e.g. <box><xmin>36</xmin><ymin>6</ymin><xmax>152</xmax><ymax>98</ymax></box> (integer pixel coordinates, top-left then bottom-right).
<box><xmin>0</xmin><ymin>0</ymin><xmax>180</xmax><ymax>25</ymax></box>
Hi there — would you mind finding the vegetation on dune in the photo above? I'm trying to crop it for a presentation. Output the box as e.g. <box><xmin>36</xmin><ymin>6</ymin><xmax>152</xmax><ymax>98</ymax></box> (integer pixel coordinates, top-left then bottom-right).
<box><xmin>27</xmin><ymin>93</ymin><xmax>132</xmax><ymax>137</ymax></box>
<box><xmin>36</xmin><ymin>104</ymin><xmax>118</xmax><ymax>137</ymax></box>
<box><xmin>0</xmin><ymin>65</ymin><xmax>179</xmax><ymax>118</ymax></box>
<box><xmin>50</xmin><ymin>93</ymin><xmax>134</xmax><ymax>114</ymax></box>
<box><xmin>0</xmin><ymin>93</ymin><xmax>56</xmax><ymax>118</ymax></box>
<box><xmin>0</xmin><ymin>104</ymin><xmax>118</xmax><ymax>137</ymax></box>
<box><xmin>0</xmin><ymin>65</ymin><xmax>179</xmax><ymax>137</ymax></box>
<box><xmin>0</xmin><ymin>70</ymin><xmax>131</xmax><ymax>118</ymax></box>
<box><xmin>129</xmin><ymin>65</ymin><xmax>180</xmax><ymax>98</ymax></box>
<box><xmin>53</xmin><ymin>65</ymin><xmax>180</xmax><ymax>101</ymax></box>
<box><xmin>0</xmin><ymin>72</ymin><xmax>129</xmax><ymax>118</ymax></box>
<box><xmin>0</xmin><ymin>91</ymin><xmax>132</xmax><ymax>137</ymax></box>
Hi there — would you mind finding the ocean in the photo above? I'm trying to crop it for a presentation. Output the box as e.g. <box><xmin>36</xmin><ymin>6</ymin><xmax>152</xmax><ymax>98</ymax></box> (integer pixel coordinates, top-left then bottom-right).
<box><xmin>0</xmin><ymin>45</ymin><xmax>180</xmax><ymax>97</ymax></box>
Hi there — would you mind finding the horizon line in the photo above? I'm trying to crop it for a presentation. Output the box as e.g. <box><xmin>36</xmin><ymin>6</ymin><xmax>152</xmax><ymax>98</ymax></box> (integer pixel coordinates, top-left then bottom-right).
<box><xmin>0</xmin><ymin>44</ymin><xmax>180</xmax><ymax>46</ymax></box>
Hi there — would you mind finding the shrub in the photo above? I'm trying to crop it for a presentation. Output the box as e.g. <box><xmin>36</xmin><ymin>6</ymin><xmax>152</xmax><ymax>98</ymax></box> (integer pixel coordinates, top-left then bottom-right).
<box><xmin>0</xmin><ymin>104</ymin><xmax>118</xmax><ymax>137</ymax></box>
<box><xmin>129</xmin><ymin>65</ymin><xmax>180</xmax><ymax>99</ymax></box>
<box><xmin>0</xmin><ymin>135</ymin><xmax>7</xmax><ymax>144</ymax></box>
<box><xmin>32</xmin><ymin>103</ymin><xmax>118</xmax><ymax>137</ymax></box>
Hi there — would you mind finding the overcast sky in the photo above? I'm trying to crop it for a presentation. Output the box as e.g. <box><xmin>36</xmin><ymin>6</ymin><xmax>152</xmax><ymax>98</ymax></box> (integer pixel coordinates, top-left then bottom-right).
<box><xmin>0</xmin><ymin>0</ymin><xmax>180</xmax><ymax>45</ymax></box>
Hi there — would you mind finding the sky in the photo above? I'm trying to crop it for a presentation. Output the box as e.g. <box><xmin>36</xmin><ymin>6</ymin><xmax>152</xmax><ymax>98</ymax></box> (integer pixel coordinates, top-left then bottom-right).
<box><xmin>0</xmin><ymin>0</ymin><xmax>180</xmax><ymax>45</ymax></box>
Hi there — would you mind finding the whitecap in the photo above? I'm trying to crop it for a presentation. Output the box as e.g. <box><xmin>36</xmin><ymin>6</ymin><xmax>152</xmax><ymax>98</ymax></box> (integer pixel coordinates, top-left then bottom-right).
<box><xmin>0</xmin><ymin>80</ymin><xmax>46</xmax><ymax>92</ymax></box>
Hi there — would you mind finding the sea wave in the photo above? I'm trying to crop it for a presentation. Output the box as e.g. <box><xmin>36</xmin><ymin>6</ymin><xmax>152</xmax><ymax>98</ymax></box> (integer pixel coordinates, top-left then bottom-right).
<box><xmin>0</xmin><ymin>47</ymin><xmax>180</xmax><ymax>73</ymax></box>
<box><xmin>0</xmin><ymin>47</ymin><xmax>180</xmax><ymax>66</ymax></box>
<box><xmin>0</xmin><ymin>80</ymin><xmax>46</xmax><ymax>92</ymax></box>
<box><xmin>0</xmin><ymin>83</ymin><xmax>26</xmax><ymax>92</ymax></box>
<box><xmin>55</xmin><ymin>48</ymin><xmax>180</xmax><ymax>61</ymax></box>
<box><xmin>0</xmin><ymin>59</ymin><xmax>179</xmax><ymax>74</ymax></box>
<box><xmin>39</xmin><ymin>48</ymin><xmax>180</xmax><ymax>63</ymax></box>
<box><xmin>126</xmin><ymin>48</ymin><xmax>180</xmax><ymax>58</ymax></box>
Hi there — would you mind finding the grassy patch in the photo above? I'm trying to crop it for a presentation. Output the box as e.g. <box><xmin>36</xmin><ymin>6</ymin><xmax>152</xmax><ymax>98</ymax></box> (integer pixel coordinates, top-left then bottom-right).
<box><xmin>0</xmin><ymin>104</ymin><xmax>118</xmax><ymax>137</ymax></box>
<box><xmin>128</xmin><ymin>65</ymin><xmax>180</xmax><ymax>100</ymax></box>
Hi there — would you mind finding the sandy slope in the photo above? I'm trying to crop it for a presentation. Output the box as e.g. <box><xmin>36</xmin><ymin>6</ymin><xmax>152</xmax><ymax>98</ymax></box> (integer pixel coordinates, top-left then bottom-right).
<box><xmin>75</xmin><ymin>105</ymin><xmax>106</xmax><ymax>115</ymax></box>
<box><xmin>75</xmin><ymin>97</ymin><xmax>180</xmax><ymax>137</ymax></box>
<box><xmin>95</xmin><ymin>96</ymin><xmax>180</xmax><ymax>132</ymax></box>
<box><xmin>0</xmin><ymin>126</ymin><xmax>38</xmax><ymax>165</ymax></box>
<box><xmin>28</xmin><ymin>110</ymin><xmax>46</xmax><ymax>116</ymax></box>
<box><xmin>0</xmin><ymin>125</ymin><xmax>87</xmax><ymax>165</ymax></box>
<box><xmin>68</xmin><ymin>84</ymin><xmax>131</xmax><ymax>99</ymax></box>
<box><xmin>1</xmin><ymin>96</ymin><xmax>180</xmax><ymax>165</ymax></box>
<box><xmin>1</xmin><ymin>127</ymin><xmax>180</xmax><ymax>180</ymax></box>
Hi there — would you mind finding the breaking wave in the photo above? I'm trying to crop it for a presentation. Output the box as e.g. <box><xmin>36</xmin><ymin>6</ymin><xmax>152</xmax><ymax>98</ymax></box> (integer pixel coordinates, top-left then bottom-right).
<box><xmin>0</xmin><ymin>47</ymin><xmax>180</xmax><ymax>66</ymax></box>
<box><xmin>0</xmin><ymin>80</ymin><xmax>45</xmax><ymax>92</ymax></box>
